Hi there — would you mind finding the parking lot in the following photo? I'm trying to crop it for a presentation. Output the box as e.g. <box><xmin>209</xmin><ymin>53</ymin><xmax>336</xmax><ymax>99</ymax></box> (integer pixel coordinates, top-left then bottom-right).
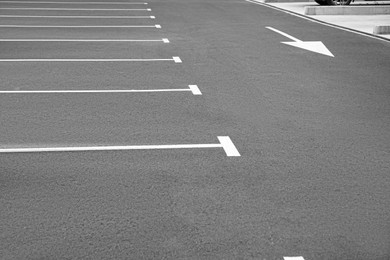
<box><xmin>1</xmin><ymin>0</ymin><xmax>389</xmax><ymax>259</ymax></box>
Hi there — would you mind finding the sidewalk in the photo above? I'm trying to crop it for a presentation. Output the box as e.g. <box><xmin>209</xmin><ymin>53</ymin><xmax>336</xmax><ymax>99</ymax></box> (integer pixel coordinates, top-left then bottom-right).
<box><xmin>259</xmin><ymin>0</ymin><xmax>390</xmax><ymax>40</ymax></box>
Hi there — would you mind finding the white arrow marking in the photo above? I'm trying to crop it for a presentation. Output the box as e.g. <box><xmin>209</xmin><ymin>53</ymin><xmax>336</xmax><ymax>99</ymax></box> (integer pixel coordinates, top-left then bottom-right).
<box><xmin>0</xmin><ymin>136</ymin><xmax>240</xmax><ymax>157</ymax></box>
<box><xmin>266</xmin><ymin>26</ymin><xmax>334</xmax><ymax>57</ymax></box>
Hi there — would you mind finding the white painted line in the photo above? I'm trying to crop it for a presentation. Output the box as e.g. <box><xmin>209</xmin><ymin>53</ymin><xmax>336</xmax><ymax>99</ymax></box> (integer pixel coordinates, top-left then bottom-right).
<box><xmin>0</xmin><ymin>57</ymin><xmax>181</xmax><ymax>62</ymax></box>
<box><xmin>0</xmin><ymin>136</ymin><xmax>240</xmax><ymax>157</ymax></box>
<box><xmin>0</xmin><ymin>15</ymin><xmax>154</xmax><ymax>18</ymax></box>
<box><xmin>266</xmin><ymin>26</ymin><xmax>334</xmax><ymax>57</ymax></box>
<box><xmin>266</xmin><ymin>26</ymin><xmax>301</xmax><ymax>42</ymax></box>
<box><xmin>0</xmin><ymin>7</ymin><xmax>151</xmax><ymax>10</ymax></box>
<box><xmin>0</xmin><ymin>85</ymin><xmax>200</xmax><ymax>95</ymax></box>
<box><xmin>0</xmin><ymin>25</ymin><xmax>161</xmax><ymax>28</ymax></box>
<box><xmin>189</xmin><ymin>85</ymin><xmax>202</xmax><ymax>95</ymax></box>
<box><xmin>172</xmin><ymin>56</ymin><xmax>182</xmax><ymax>63</ymax></box>
<box><xmin>0</xmin><ymin>1</ymin><xmax>148</xmax><ymax>4</ymax></box>
<box><xmin>0</xmin><ymin>39</ymin><xmax>169</xmax><ymax>42</ymax></box>
<box><xmin>284</xmin><ymin>257</ymin><xmax>305</xmax><ymax>260</ymax></box>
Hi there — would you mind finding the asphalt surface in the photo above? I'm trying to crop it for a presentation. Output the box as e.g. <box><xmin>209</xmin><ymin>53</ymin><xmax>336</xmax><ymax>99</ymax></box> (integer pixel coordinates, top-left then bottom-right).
<box><xmin>1</xmin><ymin>0</ymin><xmax>390</xmax><ymax>259</ymax></box>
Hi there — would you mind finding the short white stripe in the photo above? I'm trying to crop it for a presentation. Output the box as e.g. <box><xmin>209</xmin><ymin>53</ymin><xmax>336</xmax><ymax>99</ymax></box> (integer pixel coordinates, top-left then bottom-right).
<box><xmin>0</xmin><ymin>57</ymin><xmax>180</xmax><ymax>62</ymax></box>
<box><xmin>0</xmin><ymin>7</ymin><xmax>151</xmax><ymax>10</ymax></box>
<box><xmin>0</xmin><ymin>15</ymin><xmax>154</xmax><ymax>18</ymax></box>
<box><xmin>284</xmin><ymin>257</ymin><xmax>305</xmax><ymax>260</ymax></box>
<box><xmin>0</xmin><ymin>1</ymin><xmax>148</xmax><ymax>4</ymax></box>
<box><xmin>0</xmin><ymin>25</ymin><xmax>160</xmax><ymax>28</ymax></box>
<box><xmin>0</xmin><ymin>39</ymin><xmax>168</xmax><ymax>42</ymax></box>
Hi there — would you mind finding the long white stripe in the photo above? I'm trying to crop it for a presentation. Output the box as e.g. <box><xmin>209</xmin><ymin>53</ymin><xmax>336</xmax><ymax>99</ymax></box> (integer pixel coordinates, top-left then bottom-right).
<box><xmin>0</xmin><ymin>7</ymin><xmax>151</xmax><ymax>10</ymax></box>
<box><xmin>0</xmin><ymin>15</ymin><xmax>154</xmax><ymax>18</ymax></box>
<box><xmin>0</xmin><ymin>57</ymin><xmax>180</xmax><ymax>62</ymax></box>
<box><xmin>0</xmin><ymin>136</ymin><xmax>240</xmax><ymax>157</ymax></box>
<box><xmin>0</xmin><ymin>144</ymin><xmax>221</xmax><ymax>153</ymax></box>
<box><xmin>0</xmin><ymin>39</ymin><xmax>168</xmax><ymax>42</ymax></box>
<box><xmin>0</xmin><ymin>85</ymin><xmax>199</xmax><ymax>94</ymax></box>
<box><xmin>0</xmin><ymin>1</ymin><xmax>148</xmax><ymax>4</ymax></box>
<box><xmin>0</xmin><ymin>25</ymin><xmax>160</xmax><ymax>28</ymax></box>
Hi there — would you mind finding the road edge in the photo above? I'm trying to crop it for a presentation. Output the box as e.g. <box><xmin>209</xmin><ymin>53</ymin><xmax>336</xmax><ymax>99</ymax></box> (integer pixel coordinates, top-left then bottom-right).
<box><xmin>246</xmin><ymin>0</ymin><xmax>390</xmax><ymax>43</ymax></box>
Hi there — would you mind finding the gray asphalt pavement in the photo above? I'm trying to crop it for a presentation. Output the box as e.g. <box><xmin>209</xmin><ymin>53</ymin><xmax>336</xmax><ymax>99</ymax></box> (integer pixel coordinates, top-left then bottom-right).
<box><xmin>1</xmin><ymin>0</ymin><xmax>389</xmax><ymax>259</ymax></box>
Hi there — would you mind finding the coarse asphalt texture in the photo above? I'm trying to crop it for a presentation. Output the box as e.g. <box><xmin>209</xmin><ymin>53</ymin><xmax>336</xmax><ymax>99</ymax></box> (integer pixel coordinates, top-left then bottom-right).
<box><xmin>1</xmin><ymin>0</ymin><xmax>389</xmax><ymax>259</ymax></box>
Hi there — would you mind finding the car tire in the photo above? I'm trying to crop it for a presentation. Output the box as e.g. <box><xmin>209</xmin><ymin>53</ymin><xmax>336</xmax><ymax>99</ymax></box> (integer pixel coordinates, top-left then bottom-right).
<box><xmin>314</xmin><ymin>0</ymin><xmax>328</xmax><ymax>5</ymax></box>
<box><xmin>325</xmin><ymin>0</ymin><xmax>352</xmax><ymax>5</ymax></box>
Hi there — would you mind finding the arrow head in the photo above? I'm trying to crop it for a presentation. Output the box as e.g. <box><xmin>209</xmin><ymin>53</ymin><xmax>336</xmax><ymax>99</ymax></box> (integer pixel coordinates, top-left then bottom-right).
<box><xmin>282</xmin><ymin>41</ymin><xmax>334</xmax><ymax>57</ymax></box>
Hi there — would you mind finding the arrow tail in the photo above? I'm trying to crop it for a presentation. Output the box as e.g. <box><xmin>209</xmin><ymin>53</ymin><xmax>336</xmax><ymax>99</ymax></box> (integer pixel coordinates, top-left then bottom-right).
<box><xmin>266</xmin><ymin>26</ymin><xmax>302</xmax><ymax>42</ymax></box>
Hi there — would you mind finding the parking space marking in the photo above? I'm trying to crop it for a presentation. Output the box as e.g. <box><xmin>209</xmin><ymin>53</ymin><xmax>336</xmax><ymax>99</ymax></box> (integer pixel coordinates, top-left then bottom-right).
<box><xmin>0</xmin><ymin>136</ymin><xmax>240</xmax><ymax>157</ymax></box>
<box><xmin>0</xmin><ymin>15</ymin><xmax>155</xmax><ymax>19</ymax></box>
<box><xmin>0</xmin><ymin>1</ymin><xmax>148</xmax><ymax>4</ymax></box>
<box><xmin>284</xmin><ymin>257</ymin><xmax>305</xmax><ymax>260</ymax></box>
<box><xmin>0</xmin><ymin>7</ymin><xmax>152</xmax><ymax>11</ymax></box>
<box><xmin>0</xmin><ymin>57</ymin><xmax>182</xmax><ymax>62</ymax></box>
<box><xmin>0</xmin><ymin>85</ymin><xmax>201</xmax><ymax>95</ymax></box>
<box><xmin>188</xmin><ymin>85</ymin><xmax>202</xmax><ymax>95</ymax></box>
<box><xmin>173</xmin><ymin>56</ymin><xmax>182</xmax><ymax>63</ymax></box>
<box><xmin>0</xmin><ymin>39</ymin><xmax>169</xmax><ymax>42</ymax></box>
<box><xmin>0</xmin><ymin>25</ymin><xmax>161</xmax><ymax>28</ymax></box>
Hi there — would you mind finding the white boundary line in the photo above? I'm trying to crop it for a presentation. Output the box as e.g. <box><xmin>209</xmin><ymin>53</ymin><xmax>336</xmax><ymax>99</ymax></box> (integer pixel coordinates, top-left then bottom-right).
<box><xmin>0</xmin><ymin>57</ymin><xmax>182</xmax><ymax>62</ymax></box>
<box><xmin>0</xmin><ymin>39</ymin><xmax>169</xmax><ymax>42</ymax></box>
<box><xmin>0</xmin><ymin>85</ymin><xmax>201</xmax><ymax>95</ymax></box>
<box><xmin>0</xmin><ymin>136</ymin><xmax>240</xmax><ymax>157</ymax></box>
<box><xmin>284</xmin><ymin>257</ymin><xmax>305</xmax><ymax>260</ymax></box>
<box><xmin>0</xmin><ymin>15</ymin><xmax>155</xmax><ymax>18</ymax></box>
<box><xmin>0</xmin><ymin>24</ymin><xmax>161</xmax><ymax>28</ymax></box>
<box><xmin>0</xmin><ymin>1</ymin><xmax>148</xmax><ymax>4</ymax></box>
<box><xmin>245</xmin><ymin>0</ymin><xmax>390</xmax><ymax>43</ymax></box>
<box><xmin>0</xmin><ymin>7</ymin><xmax>152</xmax><ymax>10</ymax></box>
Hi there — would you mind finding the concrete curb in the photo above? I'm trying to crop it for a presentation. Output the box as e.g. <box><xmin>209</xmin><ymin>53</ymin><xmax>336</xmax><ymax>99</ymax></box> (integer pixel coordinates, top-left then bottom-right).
<box><xmin>304</xmin><ymin>5</ymin><xmax>390</xmax><ymax>15</ymax></box>
<box><xmin>373</xmin><ymin>25</ymin><xmax>390</xmax><ymax>34</ymax></box>
<box><xmin>263</xmin><ymin>0</ymin><xmax>312</xmax><ymax>2</ymax></box>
